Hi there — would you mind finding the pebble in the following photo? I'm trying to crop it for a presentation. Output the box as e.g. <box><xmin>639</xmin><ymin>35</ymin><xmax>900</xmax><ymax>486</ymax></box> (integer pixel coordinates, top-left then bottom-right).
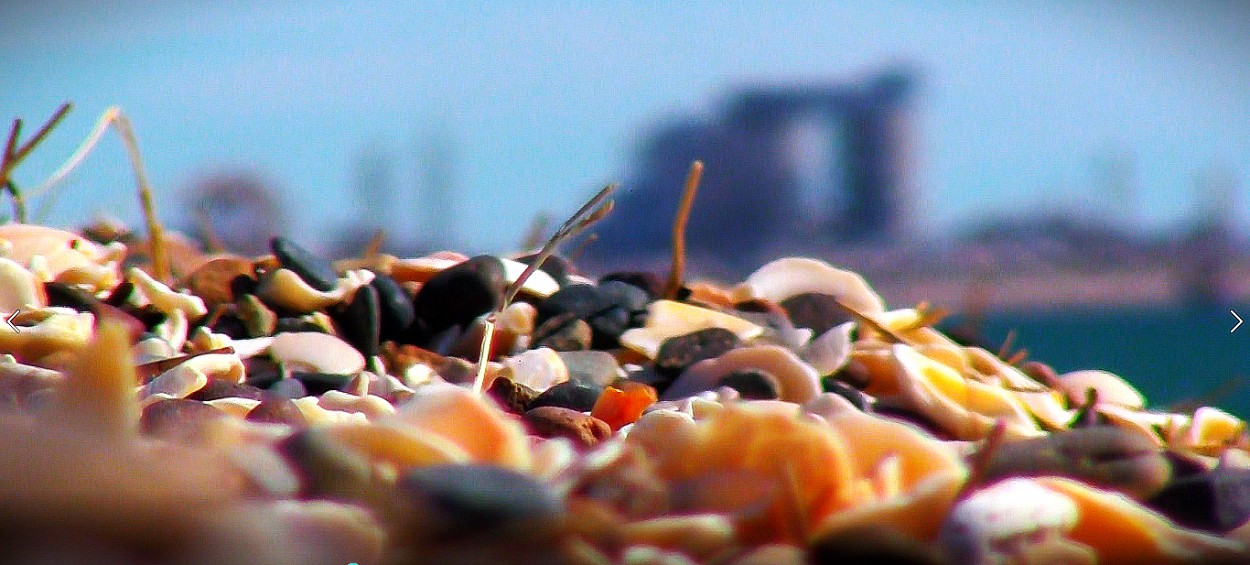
<box><xmin>501</xmin><ymin>347</ymin><xmax>568</xmax><ymax>392</ymax></box>
<box><xmin>556</xmin><ymin>350</ymin><xmax>622</xmax><ymax>388</ymax></box>
<box><xmin>654</xmin><ymin>327</ymin><xmax>742</xmax><ymax>378</ymax></box>
<box><xmin>516</xmin><ymin>252</ymin><xmax>573</xmax><ymax>287</ymax></box>
<box><xmin>188</xmin><ymin>379</ymin><xmax>267</xmax><ymax>402</ymax></box>
<box><xmin>809</xmin><ymin>523</ymin><xmax>949</xmax><ymax>565</ymax></box>
<box><xmin>535</xmin><ymin>284</ymin><xmax>608</xmax><ymax>332</ymax></box>
<box><xmin>43</xmin><ymin>281</ymin><xmax>99</xmax><ymax>312</ymax></box>
<box><xmin>271</xmin><ymin>237</ymin><xmax>338</xmax><ymax>292</ymax></box>
<box><xmin>779</xmin><ymin>292</ymin><xmax>852</xmax><ymax>336</ymax></box>
<box><xmin>397</xmin><ymin>464</ymin><xmax>563</xmax><ymax>540</ymax></box>
<box><xmin>939</xmin><ymin>478</ymin><xmax>1081</xmax><ymax>565</ymax></box>
<box><xmin>600</xmin><ymin>271</ymin><xmax>664</xmax><ymax>300</ymax></box>
<box><xmin>292</xmin><ymin>372</ymin><xmax>354</xmax><ymax>396</ymax></box>
<box><xmin>236</xmin><ymin>294</ymin><xmax>277</xmax><ymax>338</ymax></box>
<box><xmin>717</xmin><ymin>369</ymin><xmax>779</xmax><ymax>400</ymax></box>
<box><xmin>180</xmin><ymin>256</ymin><xmax>256</xmax><ymax>308</ymax></box>
<box><xmin>523</xmin><ymin>406</ymin><xmax>612</xmax><ymax>448</ymax></box>
<box><xmin>139</xmin><ymin>398</ymin><xmax>230</xmax><ymax>442</ymax></box>
<box><xmin>1148</xmin><ymin>466</ymin><xmax>1250</xmax><ymax>532</ymax></box>
<box><xmin>533</xmin><ymin>317</ymin><xmax>593</xmax><ymax>351</ymax></box>
<box><xmin>244</xmin><ymin>357</ymin><xmax>285</xmax><ymax>390</ymax></box>
<box><xmin>370</xmin><ymin>274</ymin><xmax>415</xmax><ymax>341</ymax></box>
<box><xmin>981</xmin><ymin>426</ymin><xmax>1171</xmax><ymax>499</ymax></box>
<box><xmin>267</xmin><ymin>378</ymin><xmax>309</xmax><ymax>399</ymax></box>
<box><xmin>487</xmin><ymin>377</ymin><xmax>539</xmax><ymax>415</ymax></box>
<box><xmin>529</xmin><ymin>381</ymin><xmax>603</xmax><ymax>412</ymax></box>
<box><xmin>821</xmin><ymin>378</ymin><xmax>869</xmax><ymax>411</ymax></box>
<box><xmin>333</xmin><ymin>284</ymin><xmax>381</xmax><ymax>360</ymax></box>
<box><xmin>270</xmin><ymin>331</ymin><xmax>365</xmax><ymax>375</ymax></box>
<box><xmin>246</xmin><ymin>396</ymin><xmax>309</xmax><ymax>426</ymax></box>
<box><xmin>591</xmin><ymin>280</ymin><xmax>650</xmax><ymax>347</ymax></box>
<box><xmin>273</xmin><ymin>316</ymin><xmax>329</xmax><ymax>335</ymax></box>
<box><xmin>277</xmin><ymin>428</ymin><xmax>374</xmax><ymax>499</ymax></box>
<box><xmin>409</xmin><ymin>255</ymin><xmax>506</xmax><ymax>340</ymax></box>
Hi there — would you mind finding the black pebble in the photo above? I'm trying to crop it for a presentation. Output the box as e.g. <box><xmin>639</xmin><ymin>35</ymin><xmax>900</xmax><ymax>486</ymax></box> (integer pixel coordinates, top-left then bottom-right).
<box><xmin>409</xmin><ymin>255</ymin><xmax>506</xmax><ymax>342</ymax></box>
<box><xmin>718</xmin><ymin>369</ymin><xmax>779</xmax><ymax>400</ymax></box>
<box><xmin>533</xmin><ymin>317</ymin><xmax>593</xmax><ymax>351</ymax></box>
<box><xmin>244</xmin><ymin>357</ymin><xmax>284</xmax><ymax>389</ymax></box>
<box><xmin>189</xmin><ymin>379</ymin><xmax>266</xmax><ymax>402</ymax></box>
<box><xmin>599</xmin><ymin>271</ymin><xmax>663</xmax><ymax>300</ymax></box>
<box><xmin>292</xmin><ymin>372</ymin><xmax>353</xmax><ymax>396</ymax></box>
<box><xmin>536</xmin><ymin>284</ymin><xmax>607</xmax><ymax>328</ymax></box>
<box><xmin>398</xmin><ymin>464</ymin><xmax>563</xmax><ymax>540</ymax></box>
<box><xmin>103</xmin><ymin>281</ymin><xmax>135</xmax><ymax>307</ymax></box>
<box><xmin>780</xmin><ymin>292</ymin><xmax>853</xmax><ymax>336</ymax></box>
<box><xmin>273</xmin><ymin>316</ymin><xmax>328</xmax><ymax>335</ymax></box>
<box><xmin>333</xmin><ymin>284</ymin><xmax>381</xmax><ymax>360</ymax></box>
<box><xmin>210</xmin><ymin>312</ymin><xmax>250</xmax><ymax>340</ymax></box>
<box><xmin>43</xmin><ymin>282</ymin><xmax>99</xmax><ymax>312</ymax></box>
<box><xmin>271</xmin><ymin>237</ymin><xmax>338</xmax><ymax>292</ymax></box>
<box><xmin>516</xmin><ymin>252</ymin><xmax>573</xmax><ymax>287</ymax></box>
<box><xmin>821</xmin><ymin>377</ymin><xmax>869</xmax><ymax>411</ymax></box>
<box><xmin>538</xmin><ymin>282</ymin><xmax>643</xmax><ymax>349</ymax></box>
<box><xmin>1148</xmin><ymin>467</ymin><xmax>1250</xmax><ymax>532</ymax></box>
<box><xmin>528</xmin><ymin>381</ymin><xmax>602</xmax><ymax>412</ymax></box>
<box><xmin>654</xmin><ymin>327</ymin><xmax>742</xmax><ymax>378</ymax></box>
<box><xmin>370</xmin><ymin>274</ymin><xmax>415</xmax><ymax>340</ymax></box>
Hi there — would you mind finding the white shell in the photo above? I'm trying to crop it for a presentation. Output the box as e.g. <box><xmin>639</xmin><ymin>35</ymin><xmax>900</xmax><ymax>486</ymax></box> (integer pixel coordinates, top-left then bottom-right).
<box><xmin>619</xmin><ymin>300</ymin><xmax>763</xmax><ymax>359</ymax></box>
<box><xmin>269</xmin><ymin>332</ymin><xmax>365</xmax><ymax>375</ymax></box>
<box><xmin>798</xmin><ymin>321</ymin><xmax>854</xmax><ymax>375</ymax></box>
<box><xmin>731</xmin><ymin>257</ymin><xmax>886</xmax><ymax>314</ymax></box>
<box><xmin>663</xmin><ymin>345</ymin><xmax>821</xmax><ymax>404</ymax></box>
<box><xmin>940</xmin><ymin>478</ymin><xmax>1078</xmax><ymax>564</ymax></box>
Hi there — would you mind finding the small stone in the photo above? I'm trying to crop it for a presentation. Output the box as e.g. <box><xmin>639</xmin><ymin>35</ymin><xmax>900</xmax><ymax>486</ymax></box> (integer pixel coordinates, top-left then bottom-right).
<box><xmin>516</xmin><ymin>252</ymin><xmax>573</xmax><ymax>286</ymax></box>
<box><xmin>718</xmin><ymin>369</ymin><xmax>778</xmax><ymax>400</ymax></box>
<box><xmin>210</xmin><ymin>311</ymin><xmax>249</xmax><ymax>340</ymax></box>
<box><xmin>271</xmin><ymin>237</ymin><xmax>338</xmax><ymax>292</ymax></box>
<box><xmin>274</xmin><ymin>316</ymin><xmax>329</xmax><ymax>334</ymax></box>
<box><xmin>268</xmin><ymin>377</ymin><xmax>309</xmax><ymax>399</ymax></box>
<box><xmin>333</xmin><ymin>284</ymin><xmax>381</xmax><ymax>360</ymax></box>
<box><xmin>236</xmin><ymin>294</ymin><xmax>278</xmax><ymax>338</ymax></box>
<box><xmin>982</xmin><ymin>426</ymin><xmax>1171</xmax><ymax>500</ymax></box>
<box><xmin>292</xmin><ymin>372</ymin><xmax>354</xmax><ymax>396</ymax></box>
<box><xmin>536</xmin><ymin>284</ymin><xmax>607</xmax><ymax>328</ymax></box>
<box><xmin>600</xmin><ymin>271</ymin><xmax>664</xmax><ymax>300</ymax></box>
<box><xmin>821</xmin><ymin>377</ymin><xmax>869</xmax><ymax>411</ymax></box>
<box><xmin>370</xmin><ymin>274</ymin><xmax>415</xmax><ymax>341</ymax></box>
<box><xmin>246</xmin><ymin>396</ymin><xmax>308</xmax><ymax>426</ymax></box>
<box><xmin>435</xmin><ymin>356</ymin><xmax>477</xmax><ymax>385</ymax></box>
<box><xmin>278</xmin><ymin>428</ymin><xmax>373</xmax><ymax>499</ymax></box>
<box><xmin>590</xmin><ymin>280</ymin><xmax>650</xmax><ymax>348</ymax></box>
<box><xmin>43</xmin><ymin>281</ymin><xmax>99</xmax><ymax>312</ymax></box>
<box><xmin>409</xmin><ymin>255</ymin><xmax>507</xmax><ymax>341</ymax></box>
<box><xmin>809</xmin><ymin>523</ymin><xmax>948</xmax><ymax>565</ymax></box>
<box><xmin>181</xmin><ymin>256</ymin><xmax>256</xmax><ymax>308</ymax></box>
<box><xmin>1148</xmin><ymin>466</ymin><xmax>1250</xmax><ymax>532</ymax></box>
<box><xmin>398</xmin><ymin>464</ymin><xmax>563</xmax><ymax>541</ymax></box>
<box><xmin>779</xmin><ymin>292</ymin><xmax>852</xmax><ymax>336</ymax></box>
<box><xmin>556</xmin><ymin>350</ymin><xmax>622</xmax><ymax>389</ymax></box>
<box><xmin>189</xmin><ymin>379</ymin><xmax>266</xmax><ymax>402</ymax></box>
<box><xmin>487</xmin><ymin>377</ymin><xmax>539</xmax><ymax>415</ymax></box>
<box><xmin>139</xmin><ymin>398</ymin><xmax>230</xmax><ymax>442</ymax></box>
<box><xmin>244</xmin><ymin>357</ymin><xmax>284</xmax><ymax>389</ymax></box>
<box><xmin>529</xmin><ymin>381</ymin><xmax>602</xmax><ymax>412</ymax></box>
<box><xmin>523</xmin><ymin>406</ymin><xmax>611</xmax><ymax>448</ymax></box>
<box><xmin>501</xmin><ymin>347</ymin><xmax>568</xmax><ymax>392</ymax></box>
<box><xmin>654</xmin><ymin>327</ymin><xmax>742</xmax><ymax>377</ymax></box>
<box><xmin>533</xmin><ymin>318</ymin><xmax>593</xmax><ymax>351</ymax></box>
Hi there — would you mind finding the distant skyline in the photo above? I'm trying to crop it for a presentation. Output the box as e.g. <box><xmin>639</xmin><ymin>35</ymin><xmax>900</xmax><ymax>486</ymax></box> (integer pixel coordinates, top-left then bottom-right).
<box><xmin>2</xmin><ymin>1</ymin><xmax>1248</xmax><ymax>255</ymax></box>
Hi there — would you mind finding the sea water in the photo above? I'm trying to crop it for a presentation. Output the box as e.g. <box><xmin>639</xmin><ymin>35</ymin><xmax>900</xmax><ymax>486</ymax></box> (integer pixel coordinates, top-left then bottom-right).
<box><xmin>940</xmin><ymin>305</ymin><xmax>1250</xmax><ymax>418</ymax></box>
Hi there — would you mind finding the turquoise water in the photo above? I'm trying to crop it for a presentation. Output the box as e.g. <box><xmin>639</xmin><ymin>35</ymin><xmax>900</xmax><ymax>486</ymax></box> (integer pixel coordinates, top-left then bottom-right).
<box><xmin>939</xmin><ymin>305</ymin><xmax>1250</xmax><ymax>418</ymax></box>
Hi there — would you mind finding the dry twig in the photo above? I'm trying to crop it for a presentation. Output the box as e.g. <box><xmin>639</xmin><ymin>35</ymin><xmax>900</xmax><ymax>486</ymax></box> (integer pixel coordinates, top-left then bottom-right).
<box><xmin>663</xmin><ymin>160</ymin><xmax>703</xmax><ymax>300</ymax></box>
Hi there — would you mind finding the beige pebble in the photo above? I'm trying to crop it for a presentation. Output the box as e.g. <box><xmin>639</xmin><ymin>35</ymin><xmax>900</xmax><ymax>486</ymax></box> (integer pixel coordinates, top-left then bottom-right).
<box><xmin>318</xmin><ymin>390</ymin><xmax>396</xmax><ymax>420</ymax></box>
<box><xmin>620</xmin><ymin>300</ymin><xmax>764</xmax><ymax>359</ymax></box>
<box><xmin>270</xmin><ymin>331</ymin><xmax>365</xmax><ymax>375</ymax></box>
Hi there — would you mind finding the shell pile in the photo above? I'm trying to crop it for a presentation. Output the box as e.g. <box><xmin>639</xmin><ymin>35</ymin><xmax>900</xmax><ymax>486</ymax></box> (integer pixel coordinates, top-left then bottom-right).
<box><xmin>0</xmin><ymin>221</ymin><xmax>1248</xmax><ymax>565</ymax></box>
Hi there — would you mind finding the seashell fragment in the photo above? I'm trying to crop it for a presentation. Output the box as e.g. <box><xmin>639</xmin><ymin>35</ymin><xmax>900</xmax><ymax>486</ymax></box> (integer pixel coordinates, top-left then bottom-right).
<box><xmin>798</xmin><ymin>321</ymin><xmax>854</xmax><ymax>376</ymax></box>
<box><xmin>128</xmin><ymin>267</ymin><xmax>208</xmax><ymax>320</ymax></box>
<box><xmin>731</xmin><ymin>257</ymin><xmax>886</xmax><ymax>315</ymax></box>
<box><xmin>939</xmin><ymin>477</ymin><xmax>1088</xmax><ymax>565</ymax></box>
<box><xmin>390</xmin><ymin>383</ymin><xmax>532</xmax><ymax>470</ymax></box>
<box><xmin>1179</xmin><ymin>406</ymin><xmax>1246</xmax><ymax>453</ymax></box>
<box><xmin>620</xmin><ymin>300</ymin><xmax>763</xmax><ymax>359</ymax></box>
<box><xmin>255</xmin><ymin>267</ymin><xmax>375</xmax><ymax>314</ymax></box>
<box><xmin>269</xmin><ymin>331</ymin><xmax>365</xmax><ymax>375</ymax></box>
<box><xmin>0</xmin><ymin>257</ymin><xmax>44</xmax><ymax>311</ymax></box>
<box><xmin>1060</xmin><ymin>369</ymin><xmax>1146</xmax><ymax>409</ymax></box>
<box><xmin>664</xmin><ymin>345</ymin><xmax>821</xmax><ymax>404</ymax></box>
<box><xmin>318</xmin><ymin>389</ymin><xmax>395</xmax><ymax>421</ymax></box>
<box><xmin>500</xmin><ymin>347</ymin><xmax>569</xmax><ymax>392</ymax></box>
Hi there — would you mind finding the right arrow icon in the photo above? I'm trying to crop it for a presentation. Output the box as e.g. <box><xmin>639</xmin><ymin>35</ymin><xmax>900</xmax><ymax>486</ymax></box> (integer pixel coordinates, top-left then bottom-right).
<box><xmin>1233</xmin><ymin>310</ymin><xmax>1243</xmax><ymax>333</ymax></box>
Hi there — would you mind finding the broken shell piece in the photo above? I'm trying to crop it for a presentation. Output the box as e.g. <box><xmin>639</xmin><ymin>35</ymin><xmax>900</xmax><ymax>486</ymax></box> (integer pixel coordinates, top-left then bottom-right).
<box><xmin>663</xmin><ymin>345</ymin><xmax>821</xmax><ymax>404</ymax></box>
<box><xmin>1037</xmin><ymin>476</ymin><xmax>1246</xmax><ymax>563</ymax></box>
<box><xmin>500</xmin><ymin>257</ymin><xmax>560</xmax><ymax>298</ymax></box>
<box><xmin>255</xmin><ymin>267</ymin><xmax>375</xmax><ymax>314</ymax></box>
<box><xmin>390</xmin><ymin>383</ymin><xmax>532</xmax><ymax>470</ymax></box>
<box><xmin>500</xmin><ymin>347</ymin><xmax>568</xmax><ymax>393</ymax></box>
<box><xmin>798</xmin><ymin>322</ymin><xmax>853</xmax><ymax>376</ymax></box>
<box><xmin>0</xmin><ymin>224</ymin><xmax>120</xmax><ymax>280</ymax></box>
<box><xmin>0</xmin><ymin>257</ymin><xmax>44</xmax><ymax>311</ymax></box>
<box><xmin>619</xmin><ymin>514</ymin><xmax>738</xmax><ymax>563</ymax></box>
<box><xmin>1060</xmin><ymin>369</ymin><xmax>1145</xmax><ymax>409</ymax></box>
<box><xmin>0</xmin><ymin>308</ymin><xmax>94</xmax><ymax>363</ymax></box>
<box><xmin>206</xmin><ymin>397</ymin><xmax>262</xmax><ymax>418</ymax></box>
<box><xmin>892</xmin><ymin>344</ymin><xmax>1040</xmax><ymax>441</ymax></box>
<box><xmin>128</xmin><ymin>267</ymin><xmax>208</xmax><ymax>320</ymax></box>
<box><xmin>1179</xmin><ymin>406</ymin><xmax>1246</xmax><ymax>453</ymax></box>
<box><xmin>731</xmin><ymin>257</ymin><xmax>886</xmax><ymax>315</ymax></box>
<box><xmin>318</xmin><ymin>390</ymin><xmax>395</xmax><ymax>421</ymax></box>
<box><xmin>620</xmin><ymin>300</ymin><xmax>763</xmax><ymax>359</ymax></box>
<box><xmin>324</xmin><ymin>422</ymin><xmax>471</xmax><ymax>469</ymax></box>
<box><xmin>939</xmin><ymin>477</ymin><xmax>1084</xmax><ymax>565</ymax></box>
<box><xmin>140</xmin><ymin>366</ymin><xmax>207</xmax><ymax>400</ymax></box>
<box><xmin>270</xmin><ymin>332</ymin><xmax>365</xmax><ymax>375</ymax></box>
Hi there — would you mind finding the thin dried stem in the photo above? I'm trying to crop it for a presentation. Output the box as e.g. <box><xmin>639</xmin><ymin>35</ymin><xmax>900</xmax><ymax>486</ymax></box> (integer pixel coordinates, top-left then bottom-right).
<box><xmin>996</xmin><ymin>329</ymin><xmax>1017</xmax><ymax>359</ymax></box>
<box><xmin>519</xmin><ymin>212</ymin><xmax>550</xmax><ymax>252</ymax></box>
<box><xmin>0</xmin><ymin>102</ymin><xmax>73</xmax><ymax>224</ymax></box>
<box><xmin>959</xmin><ymin>418</ymin><xmax>1007</xmax><ymax>499</ymax></box>
<box><xmin>832</xmin><ymin>297</ymin><xmax>910</xmax><ymax>345</ymax></box>
<box><xmin>25</xmin><ymin>107</ymin><xmax>170</xmax><ymax>283</ymax></box>
<box><xmin>566</xmin><ymin>232</ymin><xmax>598</xmax><ymax>263</ymax></box>
<box><xmin>663</xmin><ymin>160</ymin><xmax>703</xmax><ymax>300</ymax></box>
<box><xmin>471</xmin><ymin>183</ymin><xmax>618</xmax><ymax>396</ymax></box>
<box><xmin>364</xmin><ymin>228</ymin><xmax>385</xmax><ymax>259</ymax></box>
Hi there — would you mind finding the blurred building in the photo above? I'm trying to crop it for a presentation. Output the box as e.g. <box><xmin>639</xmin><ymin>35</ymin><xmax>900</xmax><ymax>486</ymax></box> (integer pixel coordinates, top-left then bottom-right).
<box><xmin>592</xmin><ymin>68</ymin><xmax>917</xmax><ymax>273</ymax></box>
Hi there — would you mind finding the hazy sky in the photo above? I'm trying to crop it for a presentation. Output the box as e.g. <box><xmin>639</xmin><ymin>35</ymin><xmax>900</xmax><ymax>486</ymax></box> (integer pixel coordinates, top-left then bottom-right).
<box><xmin>2</xmin><ymin>1</ymin><xmax>1248</xmax><ymax>254</ymax></box>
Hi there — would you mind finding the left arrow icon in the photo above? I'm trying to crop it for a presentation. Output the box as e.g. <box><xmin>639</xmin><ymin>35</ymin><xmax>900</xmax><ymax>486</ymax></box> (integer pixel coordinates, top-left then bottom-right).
<box><xmin>3</xmin><ymin>310</ymin><xmax>18</xmax><ymax>333</ymax></box>
<box><xmin>1233</xmin><ymin>310</ymin><xmax>1244</xmax><ymax>333</ymax></box>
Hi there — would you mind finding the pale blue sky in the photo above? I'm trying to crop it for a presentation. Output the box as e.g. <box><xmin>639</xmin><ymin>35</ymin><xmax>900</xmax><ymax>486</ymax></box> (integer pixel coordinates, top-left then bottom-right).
<box><xmin>2</xmin><ymin>1</ymin><xmax>1247</xmax><ymax>254</ymax></box>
